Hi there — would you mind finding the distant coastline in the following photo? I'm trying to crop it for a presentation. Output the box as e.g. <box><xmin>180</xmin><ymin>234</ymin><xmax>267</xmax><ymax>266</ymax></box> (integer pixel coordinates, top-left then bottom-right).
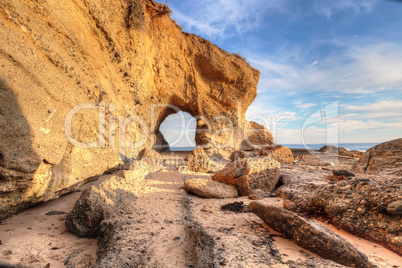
<box><xmin>169</xmin><ymin>143</ymin><xmax>380</xmax><ymax>152</ymax></box>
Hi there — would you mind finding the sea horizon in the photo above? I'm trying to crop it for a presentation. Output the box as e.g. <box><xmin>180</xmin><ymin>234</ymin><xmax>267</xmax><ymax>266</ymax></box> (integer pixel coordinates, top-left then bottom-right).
<box><xmin>169</xmin><ymin>142</ymin><xmax>380</xmax><ymax>152</ymax></box>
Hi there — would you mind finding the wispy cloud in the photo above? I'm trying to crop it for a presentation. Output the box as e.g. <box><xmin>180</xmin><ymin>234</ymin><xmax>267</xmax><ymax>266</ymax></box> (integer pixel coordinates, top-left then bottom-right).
<box><xmin>312</xmin><ymin>0</ymin><xmax>378</xmax><ymax>19</ymax></box>
<box><xmin>343</xmin><ymin>100</ymin><xmax>402</xmax><ymax>120</ymax></box>
<box><xmin>170</xmin><ymin>0</ymin><xmax>280</xmax><ymax>39</ymax></box>
<box><xmin>249</xmin><ymin>41</ymin><xmax>402</xmax><ymax>94</ymax></box>
<box><xmin>168</xmin><ymin>0</ymin><xmax>378</xmax><ymax>39</ymax></box>
<box><xmin>294</xmin><ymin>101</ymin><xmax>316</xmax><ymax>109</ymax></box>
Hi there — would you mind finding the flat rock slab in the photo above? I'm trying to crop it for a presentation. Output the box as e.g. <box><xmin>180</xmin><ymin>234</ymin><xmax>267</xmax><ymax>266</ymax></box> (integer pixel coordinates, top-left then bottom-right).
<box><xmin>248</xmin><ymin>202</ymin><xmax>374</xmax><ymax>268</ymax></box>
<box><xmin>184</xmin><ymin>178</ymin><xmax>238</xmax><ymax>199</ymax></box>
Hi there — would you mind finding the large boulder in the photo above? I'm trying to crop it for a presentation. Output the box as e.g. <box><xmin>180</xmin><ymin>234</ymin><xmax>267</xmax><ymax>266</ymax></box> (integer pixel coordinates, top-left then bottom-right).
<box><xmin>65</xmin><ymin>172</ymin><xmax>146</xmax><ymax>237</ymax></box>
<box><xmin>352</xmin><ymin>138</ymin><xmax>402</xmax><ymax>176</ymax></box>
<box><xmin>240</xmin><ymin>122</ymin><xmax>275</xmax><ymax>150</ymax></box>
<box><xmin>212</xmin><ymin>158</ymin><xmax>280</xmax><ymax>196</ymax></box>
<box><xmin>188</xmin><ymin>147</ymin><xmax>210</xmax><ymax>173</ymax></box>
<box><xmin>259</xmin><ymin>145</ymin><xmax>294</xmax><ymax>163</ymax></box>
<box><xmin>184</xmin><ymin>178</ymin><xmax>238</xmax><ymax>199</ymax></box>
<box><xmin>248</xmin><ymin>202</ymin><xmax>374</xmax><ymax>268</ymax></box>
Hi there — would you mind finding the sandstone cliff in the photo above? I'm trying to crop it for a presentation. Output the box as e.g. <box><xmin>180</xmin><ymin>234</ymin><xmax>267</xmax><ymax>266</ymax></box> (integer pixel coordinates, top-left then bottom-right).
<box><xmin>0</xmin><ymin>0</ymin><xmax>261</xmax><ymax>219</ymax></box>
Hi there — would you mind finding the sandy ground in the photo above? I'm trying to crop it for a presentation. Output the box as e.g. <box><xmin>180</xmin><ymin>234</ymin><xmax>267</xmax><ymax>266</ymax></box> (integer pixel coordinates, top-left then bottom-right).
<box><xmin>0</xmin><ymin>151</ymin><xmax>401</xmax><ymax>267</ymax></box>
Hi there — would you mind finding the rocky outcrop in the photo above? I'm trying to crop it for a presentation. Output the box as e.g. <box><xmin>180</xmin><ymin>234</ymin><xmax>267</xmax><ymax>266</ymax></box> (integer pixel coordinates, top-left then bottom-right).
<box><xmin>352</xmin><ymin>138</ymin><xmax>402</xmax><ymax>176</ymax></box>
<box><xmin>188</xmin><ymin>147</ymin><xmax>210</xmax><ymax>173</ymax></box>
<box><xmin>319</xmin><ymin>145</ymin><xmax>363</xmax><ymax>158</ymax></box>
<box><xmin>248</xmin><ymin>202</ymin><xmax>374</xmax><ymax>267</ymax></box>
<box><xmin>184</xmin><ymin>178</ymin><xmax>238</xmax><ymax>199</ymax></box>
<box><xmin>277</xmin><ymin>178</ymin><xmax>402</xmax><ymax>255</ymax></box>
<box><xmin>0</xmin><ymin>0</ymin><xmax>263</xmax><ymax>219</ymax></box>
<box><xmin>212</xmin><ymin>158</ymin><xmax>280</xmax><ymax>196</ymax></box>
<box><xmin>259</xmin><ymin>145</ymin><xmax>294</xmax><ymax>163</ymax></box>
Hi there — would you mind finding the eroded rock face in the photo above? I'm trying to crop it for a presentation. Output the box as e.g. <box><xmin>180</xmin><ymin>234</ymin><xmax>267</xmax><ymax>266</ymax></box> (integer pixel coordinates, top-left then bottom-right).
<box><xmin>184</xmin><ymin>178</ymin><xmax>238</xmax><ymax>199</ymax></box>
<box><xmin>277</xmin><ymin>178</ymin><xmax>402</xmax><ymax>255</ymax></box>
<box><xmin>352</xmin><ymin>138</ymin><xmax>402</xmax><ymax>176</ymax></box>
<box><xmin>248</xmin><ymin>202</ymin><xmax>374</xmax><ymax>268</ymax></box>
<box><xmin>0</xmin><ymin>0</ymin><xmax>263</xmax><ymax>219</ymax></box>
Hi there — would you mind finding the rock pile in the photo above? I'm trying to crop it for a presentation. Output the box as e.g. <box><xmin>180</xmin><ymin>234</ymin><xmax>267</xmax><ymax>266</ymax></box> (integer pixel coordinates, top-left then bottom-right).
<box><xmin>230</xmin><ymin>145</ymin><xmax>294</xmax><ymax>164</ymax></box>
<box><xmin>319</xmin><ymin>145</ymin><xmax>363</xmax><ymax>158</ymax></box>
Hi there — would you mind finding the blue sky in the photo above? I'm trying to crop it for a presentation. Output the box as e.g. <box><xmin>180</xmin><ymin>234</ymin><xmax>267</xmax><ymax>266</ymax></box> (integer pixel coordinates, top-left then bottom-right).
<box><xmin>158</xmin><ymin>0</ymin><xmax>402</xmax><ymax>146</ymax></box>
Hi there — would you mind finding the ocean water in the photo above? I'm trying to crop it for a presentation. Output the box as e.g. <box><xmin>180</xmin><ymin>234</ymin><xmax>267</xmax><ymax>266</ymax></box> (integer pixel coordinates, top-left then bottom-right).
<box><xmin>281</xmin><ymin>143</ymin><xmax>379</xmax><ymax>152</ymax></box>
<box><xmin>169</xmin><ymin>143</ymin><xmax>379</xmax><ymax>152</ymax></box>
<box><xmin>170</xmin><ymin>146</ymin><xmax>196</xmax><ymax>152</ymax></box>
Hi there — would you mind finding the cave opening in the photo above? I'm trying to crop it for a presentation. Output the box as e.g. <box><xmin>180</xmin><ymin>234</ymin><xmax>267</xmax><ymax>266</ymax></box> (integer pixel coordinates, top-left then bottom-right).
<box><xmin>158</xmin><ymin>111</ymin><xmax>197</xmax><ymax>151</ymax></box>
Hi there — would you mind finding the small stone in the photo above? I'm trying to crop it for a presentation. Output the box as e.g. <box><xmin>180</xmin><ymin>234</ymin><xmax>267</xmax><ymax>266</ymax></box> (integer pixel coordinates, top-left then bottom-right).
<box><xmin>45</xmin><ymin>211</ymin><xmax>67</xmax><ymax>216</ymax></box>
<box><xmin>283</xmin><ymin>200</ymin><xmax>297</xmax><ymax>211</ymax></box>
<box><xmin>332</xmin><ymin>170</ymin><xmax>355</xmax><ymax>178</ymax></box>
<box><xmin>387</xmin><ymin>200</ymin><xmax>402</xmax><ymax>215</ymax></box>
<box><xmin>391</xmin><ymin>236</ymin><xmax>402</xmax><ymax>247</ymax></box>
<box><xmin>248</xmin><ymin>189</ymin><xmax>266</xmax><ymax>200</ymax></box>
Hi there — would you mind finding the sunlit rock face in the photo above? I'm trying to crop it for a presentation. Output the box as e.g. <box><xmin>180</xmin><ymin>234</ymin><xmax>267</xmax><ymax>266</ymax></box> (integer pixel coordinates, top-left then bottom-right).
<box><xmin>0</xmin><ymin>0</ymin><xmax>264</xmax><ymax>218</ymax></box>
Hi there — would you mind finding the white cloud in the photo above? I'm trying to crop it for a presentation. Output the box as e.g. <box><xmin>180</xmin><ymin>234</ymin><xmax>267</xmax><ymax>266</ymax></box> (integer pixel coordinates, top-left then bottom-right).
<box><xmin>294</xmin><ymin>101</ymin><xmax>316</xmax><ymax>109</ymax></box>
<box><xmin>313</xmin><ymin>0</ymin><xmax>377</xmax><ymax>19</ymax></box>
<box><xmin>170</xmin><ymin>0</ymin><xmax>290</xmax><ymax>39</ymax></box>
<box><xmin>342</xmin><ymin>100</ymin><xmax>402</xmax><ymax>120</ymax></box>
<box><xmin>248</xmin><ymin>41</ymin><xmax>402</xmax><ymax>94</ymax></box>
<box><xmin>168</xmin><ymin>0</ymin><xmax>378</xmax><ymax>40</ymax></box>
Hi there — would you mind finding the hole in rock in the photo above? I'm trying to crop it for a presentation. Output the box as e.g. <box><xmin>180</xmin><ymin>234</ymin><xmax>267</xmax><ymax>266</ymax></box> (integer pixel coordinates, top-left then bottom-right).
<box><xmin>159</xmin><ymin>111</ymin><xmax>196</xmax><ymax>151</ymax></box>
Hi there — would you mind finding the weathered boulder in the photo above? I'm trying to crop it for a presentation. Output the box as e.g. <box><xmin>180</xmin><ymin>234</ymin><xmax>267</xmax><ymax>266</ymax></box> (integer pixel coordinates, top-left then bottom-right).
<box><xmin>277</xmin><ymin>178</ymin><xmax>402</xmax><ymax>255</ymax></box>
<box><xmin>66</xmin><ymin>172</ymin><xmax>147</xmax><ymax>237</ymax></box>
<box><xmin>248</xmin><ymin>202</ymin><xmax>373</xmax><ymax>267</ymax></box>
<box><xmin>259</xmin><ymin>145</ymin><xmax>294</xmax><ymax>163</ymax></box>
<box><xmin>188</xmin><ymin>147</ymin><xmax>210</xmax><ymax>173</ymax></box>
<box><xmin>240</xmin><ymin>122</ymin><xmax>275</xmax><ymax>150</ymax></box>
<box><xmin>184</xmin><ymin>178</ymin><xmax>238</xmax><ymax>199</ymax></box>
<box><xmin>212</xmin><ymin>158</ymin><xmax>280</xmax><ymax>196</ymax></box>
<box><xmin>352</xmin><ymin>138</ymin><xmax>402</xmax><ymax>176</ymax></box>
<box><xmin>0</xmin><ymin>0</ymin><xmax>261</xmax><ymax>218</ymax></box>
